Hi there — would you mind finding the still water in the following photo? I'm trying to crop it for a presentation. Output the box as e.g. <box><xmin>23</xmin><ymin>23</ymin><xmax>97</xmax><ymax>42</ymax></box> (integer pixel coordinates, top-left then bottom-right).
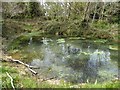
<box><xmin>15</xmin><ymin>37</ymin><xmax>119</xmax><ymax>83</ymax></box>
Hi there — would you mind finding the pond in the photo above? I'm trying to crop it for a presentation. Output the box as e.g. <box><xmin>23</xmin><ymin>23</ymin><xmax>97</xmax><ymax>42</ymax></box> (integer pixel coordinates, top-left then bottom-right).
<box><xmin>9</xmin><ymin>37</ymin><xmax>119</xmax><ymax>84</ymax></box>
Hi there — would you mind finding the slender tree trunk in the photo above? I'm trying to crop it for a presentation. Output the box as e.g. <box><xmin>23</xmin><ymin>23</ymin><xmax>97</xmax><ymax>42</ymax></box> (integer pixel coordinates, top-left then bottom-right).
<box><xmin>99</xmin><ymin>2</ymin><xmax>105</xmax><ymax>21</ymax></box>
<box><xmin>91</xmin><ymin>2</ymin><xmax>98</xmax><ymax>24</ymax></box>
<box><xmin>83</xmin><ymin>2</ymin><xmax>90</xmax><ymax>21</ymax></box>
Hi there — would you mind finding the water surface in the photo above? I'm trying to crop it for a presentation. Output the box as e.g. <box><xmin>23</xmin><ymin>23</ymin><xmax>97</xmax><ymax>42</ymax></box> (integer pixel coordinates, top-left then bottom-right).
<box><xmin>12</xmin><ymin>37</ymin><xmax>119</xmax><ymax>83</ymax></box>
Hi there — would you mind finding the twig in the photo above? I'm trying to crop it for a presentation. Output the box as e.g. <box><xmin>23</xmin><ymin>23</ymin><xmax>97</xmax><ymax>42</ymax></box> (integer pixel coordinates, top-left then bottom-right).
<box><xmin>6</xmin><ymin>72</ymin><xmax>15</xmax><ymax>90</ymax></box>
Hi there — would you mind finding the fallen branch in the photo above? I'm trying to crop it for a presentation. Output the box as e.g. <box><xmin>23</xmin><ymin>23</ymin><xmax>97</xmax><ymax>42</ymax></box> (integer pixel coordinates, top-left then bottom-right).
<box><xmin>6</xmin><ymin>72</ymin><xmax>15</xmax><ymax>90</ymax></box>
<box><xmin>2</xmin><ymin>55</ymin><xmax>38</xmax><ymax>75</ymax></box>
<box><xmin>28</xmin><ymin>67</ymin><xmax>38</xmax><ymax>75</ymax></box>
<box><xmin>9</xmin><ymin>59</ymin><xmax>38</xmax><ymax>75</ymax></box>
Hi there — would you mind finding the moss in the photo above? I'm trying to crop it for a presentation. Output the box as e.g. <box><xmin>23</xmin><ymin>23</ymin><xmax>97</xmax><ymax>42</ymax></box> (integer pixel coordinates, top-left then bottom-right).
<box><xmin>7</xmin><ymin>31</ymin><xmax>43</xmax><ymax>51</ymax></box>
<box><xmin>1</xmin><ymin>66</ymin><xmax>17</xmax><ymax>73</ymax></box>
